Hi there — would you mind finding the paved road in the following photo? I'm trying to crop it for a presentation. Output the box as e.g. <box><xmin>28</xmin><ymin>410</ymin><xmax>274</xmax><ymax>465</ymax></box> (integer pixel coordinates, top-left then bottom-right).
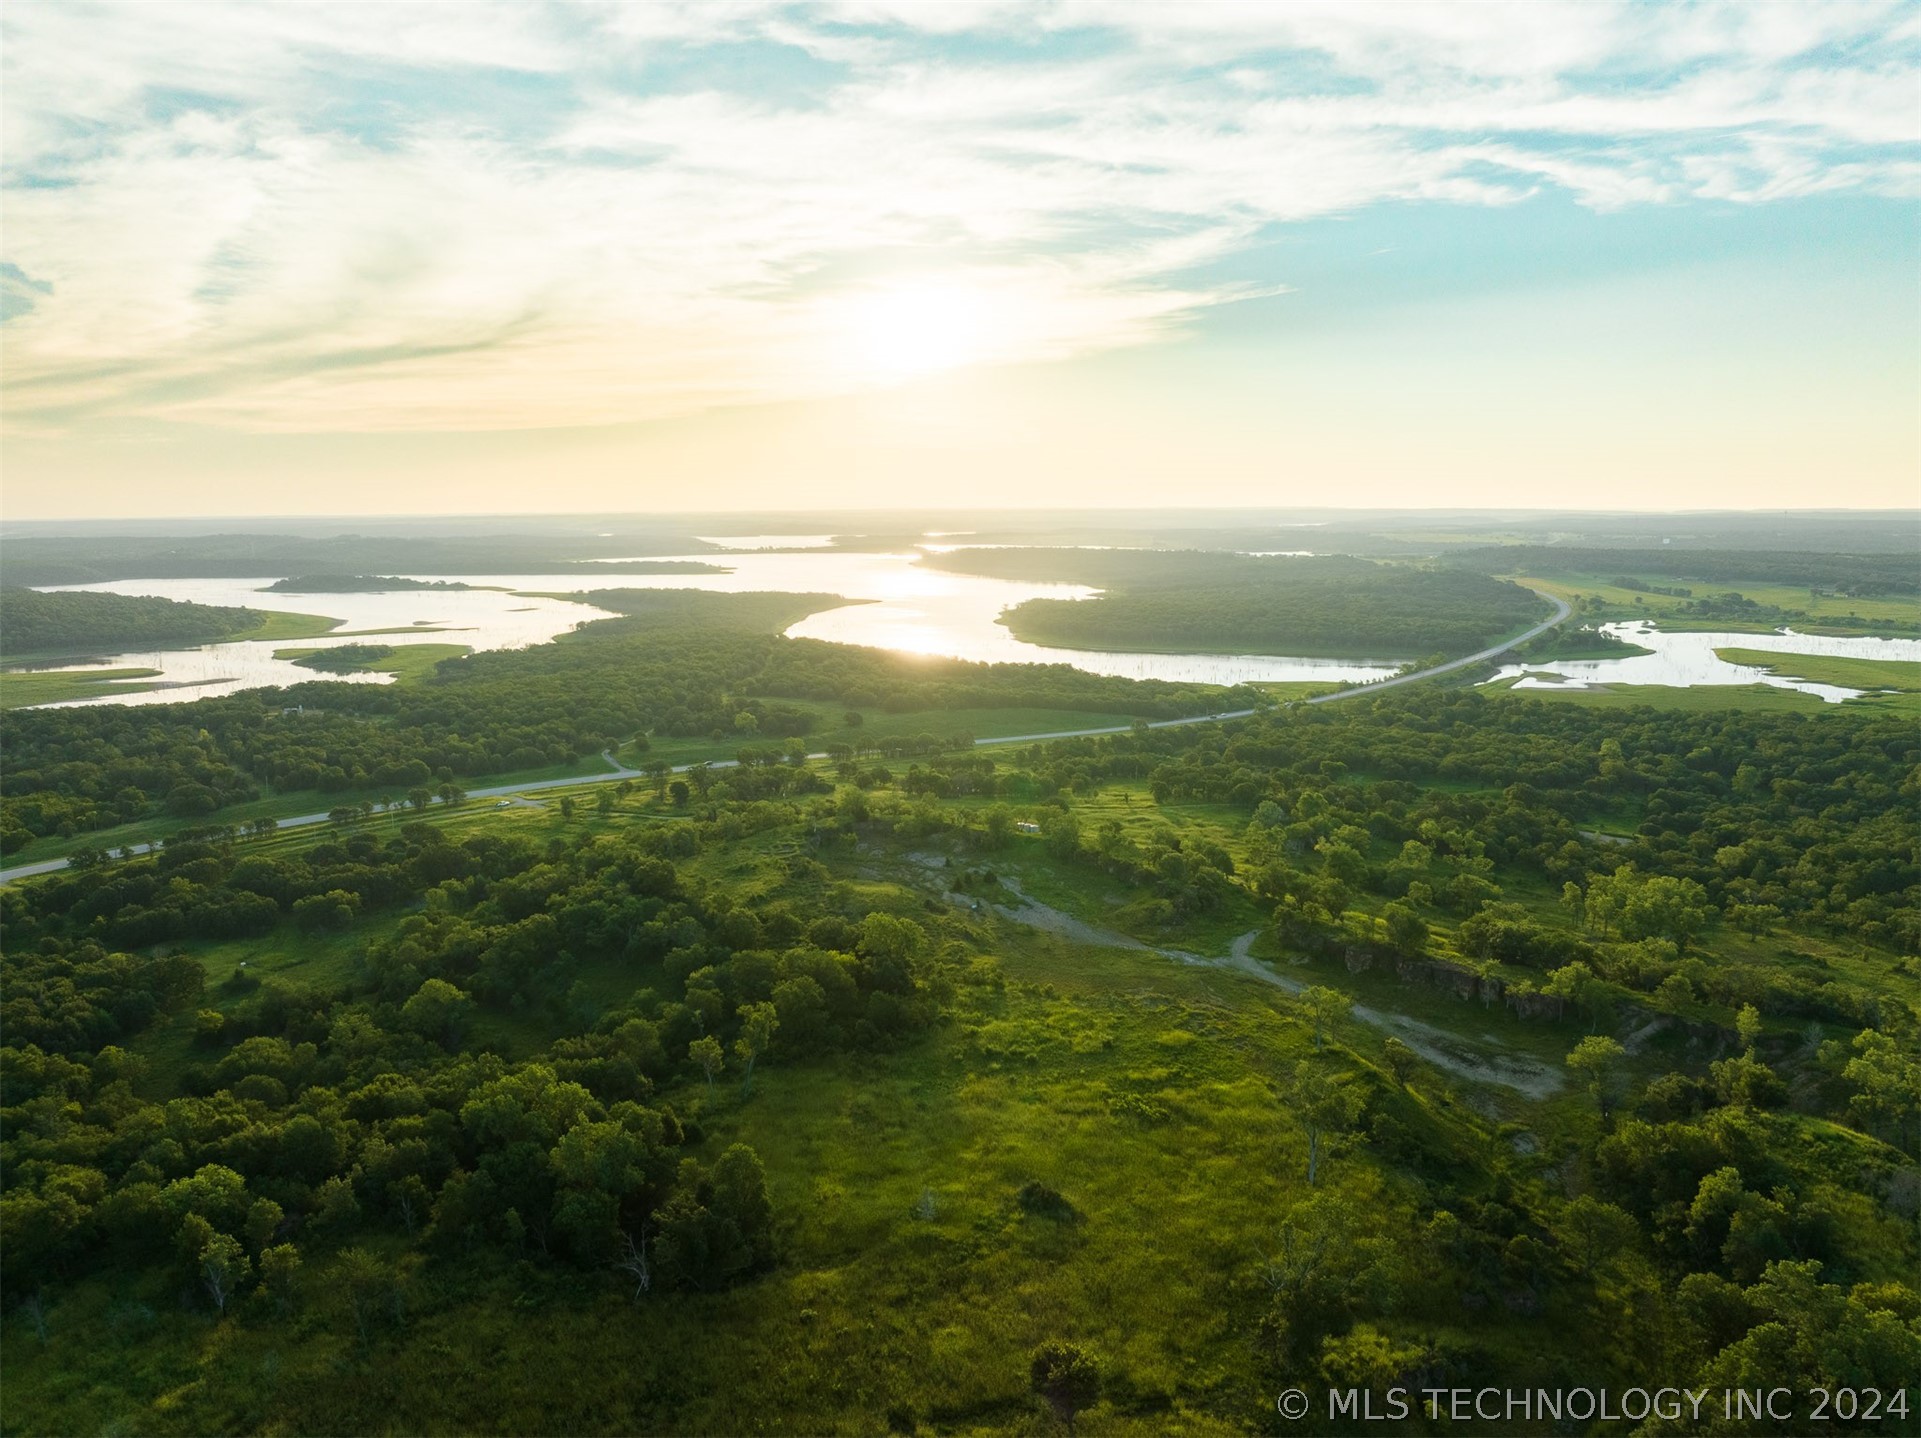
<box><xmin>0</xmin><ymin>591</ymin><xmax>1569</xmax><ymax>886</ymax></box>
<box><xmin>1306</xmin><ymin>586</ymin><xmax>1572</xmax><ymax>703</ymax></box>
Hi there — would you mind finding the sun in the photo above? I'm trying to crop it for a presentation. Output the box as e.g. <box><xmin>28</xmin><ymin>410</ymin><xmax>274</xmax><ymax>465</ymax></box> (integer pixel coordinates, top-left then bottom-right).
<box><xmin>841</xmin><ymin>281</ymin><xmax>988</xmax><ymax>382</ymax></box>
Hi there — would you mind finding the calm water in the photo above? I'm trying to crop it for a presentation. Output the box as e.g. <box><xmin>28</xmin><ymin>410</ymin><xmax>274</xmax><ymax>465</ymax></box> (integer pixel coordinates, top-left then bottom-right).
<box><xmin>1485</xmin><ymin>621</ymin><xmax>1921</xmax><ymax>703</ymax></box>
<box><xmin>526</xmin><ymin>552</ymin><xmax>1397</xmax><ymax>683</ymax></box>
<box><xmin>17</xmin><ymin>583</ymin><xmax>620</xmax><ymax>707</ymax></box>
<box><xmin>33</xmin><ymin>563</ymin><xmax>1910</xmax><ymax>712</ymax></box>
<box><xmin>18</xmin><ymin>552</ymin><xmax>1399</xmax><ymax>706</ymax></box>
<box><xmin>694</xmin><ymin>534</ymin><xmax>836</xmax><ymax>550</ymax></box>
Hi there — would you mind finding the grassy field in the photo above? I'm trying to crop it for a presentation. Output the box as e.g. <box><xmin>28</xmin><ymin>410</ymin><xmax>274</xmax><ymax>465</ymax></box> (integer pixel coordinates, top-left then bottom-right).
<box><xmin>1481</xmin><ymin>675</ymin><xmax>1921</xmax><ymax>714</ymax></box>
<box><xmin>226</xmin><ymin>608</ymin><xmax>345</xmax><ymax>642</ymax></box>
<box><xmin>1715</xmin><ymin>647</ymin><xmax>1921</xmax><ymax>693</ymax></box>
<box><xmin>272</xmin><ymin>641</ymin><xmax>473</xmax><ymax>683</ymax></box>
<box><xmin>1250</xmin><ymin>680</ymin><xmax>1347</xmax><ymax>702</ymax></box>
<box><xmin>1512</xmin><ymin>571</ymin><xmax>1920</xmax><ymax>635</ymax></box>
<box><xmin>9</xmin><ymin>928</ymin><xmax>1382</xmax><ymax>1435</ymax></box>
<box><xmin>625</xmin><ymin>702</ymin><xmax>1144</xmax><ymax>769</ymax></box>
<box><xmin>0</xmin><ymin>666</ymin><xmax>170</xmax><ymax>708</ymax></box>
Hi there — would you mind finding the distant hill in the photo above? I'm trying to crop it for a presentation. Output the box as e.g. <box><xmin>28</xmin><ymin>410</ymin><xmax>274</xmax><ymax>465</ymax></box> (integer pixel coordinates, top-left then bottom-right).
<box><xmin>263</xmin><ymin>576</ymin><xmax>474</xmax><ymax>593</ymax></box>
<box><xmin>0</xmin><ymin>586</ymin><xmax>263</xmax><ymax>657</ymax></box>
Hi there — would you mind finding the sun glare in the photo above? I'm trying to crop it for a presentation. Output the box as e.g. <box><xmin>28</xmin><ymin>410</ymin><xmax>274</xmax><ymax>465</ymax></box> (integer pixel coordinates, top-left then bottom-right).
<box><xmin>842</xmin><ymin>281</ymin><xmax>988</xmax><ymax>382</ymax></box>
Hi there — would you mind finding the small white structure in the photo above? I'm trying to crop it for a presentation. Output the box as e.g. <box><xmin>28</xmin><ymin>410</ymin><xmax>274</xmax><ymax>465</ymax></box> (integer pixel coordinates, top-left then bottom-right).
<box><xmin>1015</xmin><ymin>820</ymin><xmax>1042</xmax><ymax>835</ymax></box>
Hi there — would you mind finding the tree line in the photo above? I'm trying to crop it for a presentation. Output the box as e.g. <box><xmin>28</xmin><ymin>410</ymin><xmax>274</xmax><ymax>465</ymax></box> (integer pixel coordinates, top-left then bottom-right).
<box><xmin>1</xmin><ymin>587</ymin><xmax>262</xmax><ymax>657</ymax></box>
<box><xmin>1</xmin><ymin>591</ymin><xmax>1251</xmax><ymax>852</ymax></box>
<box><xmin>921</xmin><ymin>550</ymin><xmax>1546</xmax><ymax>657</ymax></box>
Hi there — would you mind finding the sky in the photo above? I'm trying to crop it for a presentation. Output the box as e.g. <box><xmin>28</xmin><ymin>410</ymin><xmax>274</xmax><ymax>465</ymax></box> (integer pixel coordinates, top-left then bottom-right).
<box><xmin>1</xmin><ymin>0</ymin><xmax>1917</xmax><ymax>518</ymax></box>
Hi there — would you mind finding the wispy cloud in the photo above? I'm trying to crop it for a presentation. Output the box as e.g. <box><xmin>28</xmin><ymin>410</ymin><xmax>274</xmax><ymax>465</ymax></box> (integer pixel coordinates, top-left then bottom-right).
<box><xmin>2</xmin><ymin>0</ymin><xmax>1915</xmax><ymax>433</ymax></box>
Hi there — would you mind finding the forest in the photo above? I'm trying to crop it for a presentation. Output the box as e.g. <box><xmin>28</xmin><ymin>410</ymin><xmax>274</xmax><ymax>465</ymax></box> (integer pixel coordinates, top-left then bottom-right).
<box><xmin>288</xmin><ymin>645</ymin><xmax>400</xmax><ymax>673</ymax></box>
<box><xmin>0</xmin><ymin>591</ymin><xmax>1257</xmax><ymax>855</ymax></box>
<box><xmin>1447</xmin><ymin>547</ymin><xmax>1921</xmax><ymax>598</ymax></box>
<box><xmin>919</xmin><ymin>551</ymin><xmax>1546</xmax><ymax>658</ymax></box>
<box><xmin>0</xmin><ymin>587</ymin><xmax>265</xmax><ymax>658</ymax></box>
<box><xmin>1</xmin><ymin>672</ymin><xmax>1914</xmax><ymax>1434</ymax></box>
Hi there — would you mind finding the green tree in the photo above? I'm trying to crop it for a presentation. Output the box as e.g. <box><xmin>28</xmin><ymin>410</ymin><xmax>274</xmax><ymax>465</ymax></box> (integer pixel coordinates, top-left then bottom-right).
<box><xmin>771</xmin><ymin>976</ymin><xmax>830</xmax><ymax>1056</ymax></box>
<box><xmin>1289</xmin><ymin>1060</ymin><xmax>1365</xmax><ymax>1187</ymax></box>
<box><xmin>162</xmin><ymin>1164</ymin><xmax>251</xmax><ymax>1233</ymax></box>
<box><xmin>258</xmin><ymin>1243</ymin><xmax>301</xmax><ymax>1315</ymax></box>
<box><xmin>198</xmin><ymin>1231</ymin><xmax>249</xmax><ymax>1316</ymax></box>
<box><xmin>711</xmin><ymin>1144</ymin><xmax>774</xmax><ymax>1267</ymax></box>
<box><xmin>243</xmin><ymin>1197</ymin><xmax>284</xmax><ymax>1255</ymax></box>
<box><xmin>1380</xmin><ymin>901</ymin><xmax>1427</xmax><ymax>956</ymax></box>
<box><xmin>1544</xmin><ymin>961</ymin><xmax>1613</xmax><ymax>1032</ymax></box>
<box><xmin>733</xmin><ymin>1002</ymin><xmax>778</xmax><ymax>1093</ymax></box>
<box><xmin>1586</xmin><ymin>864</ymin><xmax>1712</xmax><ymax>949</ymax></box>
<box><xmin>1726</xmin><ymin>902</ymin><xmax>1781</xmax><ymax>939</ymax></box>
<box><xmin>1029</xmin><ymin>1341</ymin><xmax>1101</xmax><ymax>1434</ymax></box>
<box><xmin>1560</xmin><ymin>880</ymin><xmax>1587</xmax><ymax>930</ymax></box>
<box><xmin>338</xmin><ymin>1247</ymin><xmax>397</xmax><ymax>1343</ymax></box>
<box><xmin>689</xmin><ymin>1036</ymin><xmax>724</xmax><ymax>1095</ymax></box>
<box><xmin>1302</xmin><ymin>986</ymin><xmax>1350</xmax><ymax>1051</ymax></box>
<box><xmin>1554</xmin><ymin>1195</ymin><xmax>1638</xmax><ymax>1279</ymax></box>
<box><xmin>1319</xmin><ymin>1323</ymin><xmax>1424</xmax><ymax>1391</ymax></box>
<box><xmin>1566</xmin><ymin>1035</ymin><xmax>1627</xmax><ymax>1118</ymax></box>
<box><xmin>1381</xmin><ymin>1037</ymin><xmax>1417</xmax><ymax>1089</ymax></box>
<box><xmin>1841</xmin><ymin>1029</ymin><xmax>1921</xmax><ymax>1154</ymax></box>
<box><xmin>400</xmin><ymin>978</ymin><xmax>474</xmax><ymax>1049</ymax></box>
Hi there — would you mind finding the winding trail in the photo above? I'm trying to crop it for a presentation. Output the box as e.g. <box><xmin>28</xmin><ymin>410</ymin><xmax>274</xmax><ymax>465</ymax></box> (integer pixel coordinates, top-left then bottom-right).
<box><xmin>984</xmin><ymin>885</ymin><xmax>1562</xmax><ymax>1098</ymax></box>
<box><xmin>0</xmin><ymin>592</ymin><xmax>1571</xmax><ymax>886</ymax></box>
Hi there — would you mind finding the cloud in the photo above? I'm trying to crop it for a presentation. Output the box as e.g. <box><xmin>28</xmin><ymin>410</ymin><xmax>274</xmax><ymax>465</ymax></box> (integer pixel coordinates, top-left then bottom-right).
<box><xmin>1</xmin><ymin>0</ymin><xmax>1915</xmax><ymax>433</ymax></box>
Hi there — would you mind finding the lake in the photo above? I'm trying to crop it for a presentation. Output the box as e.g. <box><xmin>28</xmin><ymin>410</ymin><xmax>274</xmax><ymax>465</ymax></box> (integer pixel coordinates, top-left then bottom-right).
<box><xmin>18</xmin><ymin>549</ymin><xmax>1400</xmax><ymax>706</ymax></box>
<box><xmin>1485</xmin><ymin>621</ymin><xmax>1921</xmax><ymax>702</ymax></box>
<box><xmin>30</xmin><ymin>557</ymin><xmax>1911</xmax><ymax>710</ymax></box>
<box><xmin>12</xmin><ymin>585</ymin><xmax>624</xmax><ymax>706</ymax></box>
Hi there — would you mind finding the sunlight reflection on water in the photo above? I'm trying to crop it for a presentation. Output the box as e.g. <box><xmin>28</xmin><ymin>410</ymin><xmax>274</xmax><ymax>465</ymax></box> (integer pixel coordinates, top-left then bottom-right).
<box><xmin>19</xmin><ymin>552</ymin><xmax>1401</xmax><ymax>705</ymax></box>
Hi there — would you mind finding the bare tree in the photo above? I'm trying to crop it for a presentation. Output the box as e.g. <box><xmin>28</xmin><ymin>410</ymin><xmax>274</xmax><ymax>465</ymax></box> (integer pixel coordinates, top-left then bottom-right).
<box><xmin>616</xmin><ymin>1227</ymin><xmax>652</xmax><ymax>1299</ymax></box>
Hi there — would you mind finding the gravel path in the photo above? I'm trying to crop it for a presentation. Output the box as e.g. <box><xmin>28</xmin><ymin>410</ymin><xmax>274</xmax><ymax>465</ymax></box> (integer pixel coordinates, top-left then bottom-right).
<box><xmin>988</xmin><ymin>892</ymin><xmax>1563</xmax><ymax>1098</ymax></box>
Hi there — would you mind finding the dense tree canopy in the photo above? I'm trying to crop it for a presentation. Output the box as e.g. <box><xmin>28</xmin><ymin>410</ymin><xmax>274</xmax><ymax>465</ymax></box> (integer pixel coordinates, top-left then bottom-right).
<box><xmin>922</xmin><ymin>550</ymin><xmax>1546</xmax><ymax>657</ymax></box>
<box><xmin>2</xmin><ymin>607</ymin><xmax>1915</xmax><ymax>1434</ymax></box>
<box><xmin>0</xmin><ymin>587</ymin><xmax>263</xmax><ymax>657</ymax></box>
<box><xmin>0</xmin><ymin>591</ymin><xmax>1254</xmax><ymax>852</ymax></box>
<box><xmin>1448</xmin><ymin>545</ymin><xmax>1921</xmax><ymax>597</ymax></box>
